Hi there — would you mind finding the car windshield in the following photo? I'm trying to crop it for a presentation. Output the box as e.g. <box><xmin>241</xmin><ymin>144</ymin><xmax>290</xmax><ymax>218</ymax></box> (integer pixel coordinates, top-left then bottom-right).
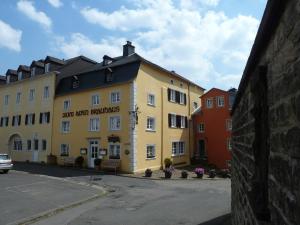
<box><xmin>0</xmin><ymin>155</ymin><xmax>9</xmax><ymax>160</ymax></box>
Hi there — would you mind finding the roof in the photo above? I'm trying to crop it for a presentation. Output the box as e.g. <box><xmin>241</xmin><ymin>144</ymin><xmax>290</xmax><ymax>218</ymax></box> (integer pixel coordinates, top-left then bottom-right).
<box><xmin>45</xmin><ymin>56</ymin><xmax>65</xmax><ymax>65</ymax></box>
<box><xmin>0</xmin><ymin>75</ymin><xmax>6</xmax><ymax>80</ymax></box>
<box><xmin>17</xmin><ymin>65</ymin><xmax>30</xmax><ymax>72</ymax></box>
<box><xmin>6</xmin><ymin>69</ymin><xmax>17</xmax><ymax>76</ymax></box>
<box><xmin>231</xmin><ymin>0</ymin><xmax>289</xmax><ymax>114</ymax></box>
<box><xmin>199</xmin><ymin>87</ymin><xmax>233</xmax><ymax>99</ymax></box>
<box><xmin>31</xmin><ymin>60</ymin><xmax>44</xmax><ymax>68</ymax></box>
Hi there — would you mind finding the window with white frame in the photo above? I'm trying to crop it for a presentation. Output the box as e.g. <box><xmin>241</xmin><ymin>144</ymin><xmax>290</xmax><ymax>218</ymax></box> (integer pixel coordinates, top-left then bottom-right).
<box><xmin>198</xmin><ymin>123</ymin><xmax>205</xmax><ymax>133</ymax></box>
<box><xmin>179</xmin><ymin>92</ymin><xmax>185</xmax><ymax>104</ymax></box>
<box><xmin>63</xmin><ymin>100</ymin><xmax>70</xmax><ymax>110</ymax></box>
<box><xmin>227</xmin><ymin>138</ymin><xmax>232</xmax><ymax>151</ymax></box>
<box><xmin>44</xmin><ymin>86</ymin><xmax>49</xmax><ymax>99</ymax></box>
<box><xmin>111</xmin><ymin>91</ymin><xmax>120</xmax><ymax>103</ymax></box>
<box><xmin>45</xmin><ymin>63</ymin><xmax>50</xmax><ymax>73</ymax></box>
<box><xmin>18</xmin><ymin>72</ymin><xmax>22</xmax><ymax>80</ymax></box>
<box><xmin>170</xmin><ymin>89</ymin><xmax>176</xmax><ymax>102</ymax></box>
<box><xmin>146</xmin><ymin>145</ymin><xmax>155</xmax><ymax>159</ymax></box>
<box><xmin>31</xmin><ymin>67</ymin><xmax>36</xmax><ymax>77</ymax></box>
<box><xmin>29</xmin><ymin>89</ymin><xmax>35</xmax><ymax>101</ymax></box>
<box><xmin>109</xmin><ymin>116</ymin><xmax>121</xmax><ymax>130</ymax></box>
<box><xmin>40</xmin><ymin>112</ymin><xmax>50</xmax><ymax>124</ymax></box>
<box><xmin>206</xmin><ymin>98</ymin><xmax>213</xmax><ymax>108</ymax></box>
<box><xmin>4</xmin><ymin>95</ymin><xmax>9</xmax><ymax>105</ymax></box>
<box><xmin>27</xmin><ymin>113</ymin><xmax>35</xmax><ymax>125</ymax></box>
<box><xmin>145</xmin><ymin>117</ymin><xmax>155</xmax><ymax>131</ymax></box>
<box><xmin>60</xmin><ymin>144</ymin><xmax>69</xmax><ymax>156</ymax></box>
<box><xmin>13</xmin><ymin>115</ymin><xmax>21</xmax><ymax>127</ymax></box>
<box><xmin>109</xmin><ymin>144</ymin><xmax>120</xmax><ymax>159</ymax></box>
<box><xmin>172</xmin><ymin>141</ymin><xmax>185</xmax><ymax>156</ymax></box>
<box><xmin>61</xmin><ymin>121</ymin><xmax>70</xmax><ymax>133</ymax></box>
<box><xmin>170</xmin><ymin>114</ymin><xmax>176</xmax><ymax>128</ymax></box>
<box><xmin>89</xmin><ymin>118</ymin><xmax>100</xmax><ymax>131</ymax></box>
<box><xmin>217</xmin><ymin>96</ymin><xmax>225</xmax><ymax>107</ymax></box>
<box><xmin>180</xmin><ymin>116</ymin><xmax>186</xmax><ymax>128</ymax></box>
<box><xmin>147</xmin><ymin>94</ymin><xmax>155</xmax><ymax>106</ymax></box>
<box><xmin>14</xmin><ymin>139</ymin><xmax>22</xmax><ymax>151</ymax></box>
<box><xmin>226</xmin><ymin>119</ymin><xmax>232</xmax><ymax>131</ymax></box>
<box><xmin>92</xmin><ymin>94</ymin><xmax>100</xmax><ymax>106</ymax></box>
<box><xmin>16</xmin><ymin>92</ymin><xmax>21</xmax><ymax>104</ymax></box>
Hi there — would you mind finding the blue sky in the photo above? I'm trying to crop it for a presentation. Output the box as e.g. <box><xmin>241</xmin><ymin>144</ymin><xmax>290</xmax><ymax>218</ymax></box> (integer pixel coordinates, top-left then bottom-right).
<box><xmin>0</xmin><ymin>0</ymin><xmax>267</xmax><ymax>90</ymax></box>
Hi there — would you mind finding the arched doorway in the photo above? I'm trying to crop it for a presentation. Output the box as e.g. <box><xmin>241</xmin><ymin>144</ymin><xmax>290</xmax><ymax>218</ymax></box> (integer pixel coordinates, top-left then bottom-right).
<box><xmin>8</xmin><ymin>134</ymin><xmax>22</xmax><ymax>156</ymax></box>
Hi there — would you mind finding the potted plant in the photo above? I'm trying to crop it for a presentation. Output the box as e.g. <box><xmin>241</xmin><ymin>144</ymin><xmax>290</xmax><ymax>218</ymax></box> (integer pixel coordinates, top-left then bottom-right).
<box><xmin>164</xmin><ymin>158</ymin><xmax>172</xmax><ymax>168</ymax></box>
<box><xmin>194</xmin><ymin>168</ymin><xmax>205</xmax><ymax>178</ymax></box>
<box><xmin>209</xmin><ymin>169</ymin><xmax>216</xmax><ymax>178</ymax></box>
<box><xmin>145</xmin><ymin>168</ymin><xmax>152</xmax><ymax>177</ymax></box>
<box><xmin>164</xmin><ymin>166</ymin><xmax>174</xmax><ymax>179</ymax></box>
<box><xmin>94</xmin><ymin>158</ymin><xmax>102</xmax><ymax>170</ymax></box>
<box><xmin>181</xmin><ymin>170</ymin><xmax>188</xmax><ymax>179</ymax></box>
<box><xmin>75</xmin><ymin>156</ymin><xmax>84</xmax><ymax>168</ymax></box>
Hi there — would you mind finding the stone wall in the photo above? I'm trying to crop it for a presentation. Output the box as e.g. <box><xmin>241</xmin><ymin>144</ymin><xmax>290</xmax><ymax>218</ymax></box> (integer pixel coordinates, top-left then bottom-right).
<box><xmin>231</xmin><ymin>0</ymin><xmax>300</xmax><ymax>225</ymax></box>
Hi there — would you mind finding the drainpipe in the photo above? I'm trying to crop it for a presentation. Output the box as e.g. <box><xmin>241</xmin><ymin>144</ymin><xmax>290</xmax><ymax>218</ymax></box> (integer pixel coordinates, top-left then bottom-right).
<box><xmin>160</xmin><ymin>87</ymin><xmax>164</xmax><ymax>169</ymax></box>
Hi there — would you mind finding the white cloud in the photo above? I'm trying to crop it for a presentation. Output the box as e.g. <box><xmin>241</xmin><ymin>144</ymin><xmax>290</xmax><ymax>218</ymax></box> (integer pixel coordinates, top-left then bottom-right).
<box><xmin>17</xmin><ymin>0</ymin><xmax>52</xmax><ymax>30</ymax></box>
<box><xmin>47</xmin><ymin>0</ymin><xmax>63</xmax><ymax>8</ymax></box>
<box><xmin>67</xmin><ymin>0</ymin><xmax>259</xmax><ymax>89</ymax></box>
<box><xmin>0</xmin><ymin>20</ymin><xmax>22</xmax><ymax>52</ymax></box>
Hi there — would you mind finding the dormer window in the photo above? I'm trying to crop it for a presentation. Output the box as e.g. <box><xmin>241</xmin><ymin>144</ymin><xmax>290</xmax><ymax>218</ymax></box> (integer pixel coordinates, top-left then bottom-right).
<box><xmin>105</xmin><ymin>68</ymin><xmax>113</xmax><ymax>82</ymax></box>
<box><xmin>72</xmin><ymin>76</ymin><xmax>79</xmax><ymax>89</ymax></box>
<box><xmin>31</xmin><ymin>67</ymin><xmax>36</xmax><ymax>77</ymax></box>
<box><xmin>18</xmin><ymin>72</ymin><xmax>22</xmax><ymax>80</ymax></box>
<box><xmin>6</xmin><ymin>75</ymin><xmax>10</xmax><ymax>84</ymax></box>
<box><xmin>45</xmin><ymin>63</ymin><xmax>50</xmax><ymax>73</ymax></box>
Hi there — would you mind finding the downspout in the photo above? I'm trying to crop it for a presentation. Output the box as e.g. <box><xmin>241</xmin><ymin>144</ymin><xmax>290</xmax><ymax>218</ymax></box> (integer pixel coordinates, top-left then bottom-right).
<box><xmin>160</xmin><ymin>87</ymin><xmax>164</xmax><ymax>169</ymax></box>
<box><xmin>188</xmin><ymin>83</ymin><xmax>191</xmax><ymax>161</ymax></box>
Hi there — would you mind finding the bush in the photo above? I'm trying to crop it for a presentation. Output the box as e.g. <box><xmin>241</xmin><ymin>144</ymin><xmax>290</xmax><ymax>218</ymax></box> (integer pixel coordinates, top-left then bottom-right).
<box><xmin>164</xmin><ymin>158</ymin><xmax>172</xmax><ymax>168</ymax></box>
<box><xmin>94</xmin><ymin>158</ymin><xmax>102</xmax><ymax>166</ymax></box>
<box><xmin>75</xmin><ymin>156</ymin><xmax>84</xmax><ymax>167</ymax></box>
<box><xmin>164</xmin><ymin>166</ymin><xmax>174</xmax><ymax>179</ymax></box>
<box><xmin>145</xmin><ymin>168</ymin><xmax>152</xmax><ymax>177</ymax></box>
<box><xmin>209</xmin><ymin>169</ymin><xmax>216</xmax><ymax>178</ymax></box>
<box><xmin>181</xmin><ymin>171</ymin><xmax>188</xmax><ymax>179</ymax></box>
<box><xmin>194</xmin><ymin>167</ymin><xmax>205</xmax><ymax>178</ymax></box>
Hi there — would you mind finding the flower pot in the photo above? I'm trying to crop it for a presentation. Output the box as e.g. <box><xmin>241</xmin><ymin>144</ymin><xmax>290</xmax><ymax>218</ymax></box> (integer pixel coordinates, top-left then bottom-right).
<box><xmin>209</xmin><ymin>169</ymin><xmax>216</xmax><ymax>178</ymax></box>
<box><xmin>145</xmin><ymin>171</ymin><xmax>152</xmax><ymax>177</ymax></box>
<box><xmin>181</xmin><ymin>171</ymin><xmax>188</xmax><ymax>179</ymax></box>
<box><xmin>196</xmin><ymin>173</ymin><xmax>203</xmax><ymax>178</ymax></box>
<box><xmin>165</xmin><ymin>171</ymin><xmax>172</xmax><ymax>179</ymax></box>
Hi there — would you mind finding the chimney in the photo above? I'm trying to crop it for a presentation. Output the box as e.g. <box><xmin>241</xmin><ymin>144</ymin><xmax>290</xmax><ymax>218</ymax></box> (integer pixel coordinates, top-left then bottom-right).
<box><xmin>123</xmin><ymin>41</ymin><xmax>135</xmax><ymax>56</ymax></box>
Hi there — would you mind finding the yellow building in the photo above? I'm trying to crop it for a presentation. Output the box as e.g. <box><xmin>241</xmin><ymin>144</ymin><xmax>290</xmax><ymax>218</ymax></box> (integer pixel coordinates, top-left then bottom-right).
<box><xmin>0</xmin><ymin>56</ymin><xmax>96</xmax><ymax>162</ymax></box>
<box><xmin>52</xmin><ymin>42</ymin><xmax>204</xmax><ymax>173</ymax></box>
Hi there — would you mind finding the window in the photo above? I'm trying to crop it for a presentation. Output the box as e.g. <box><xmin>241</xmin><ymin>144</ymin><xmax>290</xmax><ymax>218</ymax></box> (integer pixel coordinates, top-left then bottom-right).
<box><xmin>170</xmin><ymin>89</ymin><xmax>176</xmax><ymax>102</ymax></box>
<box><xmin>63</xmin><ymin>100</ymin><xmax>71</xmax><ymax>110</ymax></box>
<box><xmin>111</xmin><ymin>91</ymin><xmax>120</xmax><ymax>103</ymax></box>
<box><xmin>34</xmin><ymin>139</ymin><xmax>39</xmax><ymax>150</ymax></box>
<box><xmin>44</xmin><ymin>86</ymin><xmax>49</xmax><ymax>99</ymax></box>
<box><xmin>172</xmin><ymin>141</ymin><xmax>185</xmax><ymax>156</ymax></box>
<box><xmin>146</xmin><ymin>145</ymin><xmax>155</xmax><ymax>159</ymax></box>
<box><xmin>25</xmin><ymin>113</ymin><xmax>35</xmax><ymax>125</ymax></box>
<box><xmin>61</xmin><ymin>121</ymin><xmax>70</xmax><ymax>133</ymax></box>
<box><xmin>109</xmin><ymin>144</ymin><xmax>120</xmax><ymax>159</ymax></box>
<box><xmin>198</xmin><ymin>123</ymin><xmax>205</xmax><ymax>133</ymax></box>
<box><xmin>18</xmin><ymin>71</ymin><xmax>22</xmax><ymax>80</ymax></box>
<box><xmin>14</xmin><ymin>140</ymin><xmax>22</xmax><ymax>151</ymax></box>
<box><xmin>109</xmin><ymin>116</ymin><xmax>121</xmax><ymax>130</ymax></box>
<box><xmin>193</xmin><ymin>102</ymin><xmax>198</xmax><ymax>109</ymax></box>
<box><xmin>206</xmin><ymin>98</ymin><xmax>213</xmax><ymax>108</ymax></box>
<box><xmin>12</xmin><ymin>115</ymin><xmax>21</xmax><ymax>127</ymax></box>
<box><xmin>42</xmin><ymin>140</ymin><xmax>47</xmax><ymax>151</ymax></box>
<box><xmin>4</xmin><ymin>95</ymin><xmax>9</xmax><ymax>105</ymax></box>
<box><xmin>16</xmin><ymin>92</ymin><xmax>21</xmax><ymax>104</ymax></box>
<box><xmin>60</xmin><ymin>144</ymin><xmax>69</xmax><ymax>156</ymax></box>
<box><xmin>179</xmin><ymin>92</ymin><xmax>185</xmax><ymax>104</ymax></box>
<box><xmin>40</xmin><ymin>112</ymin><xmax>50</xmax><ymax>124</ymax></box>
<box><xmin>147</xmin><ymin>94</ymin><xmax>155</xmax><ymax>106</ymax></box>
<box><xmin>27</xmin><ymin>140</ymin><xmax>31</xmax><ymax>150</ymax></box>
<box><xmin>0</xmin><ymin>117</ymin><xmax>9</xmax><ymax>127</ymax></box>
<box><xmin>31</xmin><ymin>67</ymin><xmax>36</xmax><ymax>77</ymax></box>
<box><xmin>89</xmin><ymin>118</ymin><xmax>100</xmax><ymax>131</ymax></box>
<box><xmin>217</xmin><ymin>96</ymin><xmax>225</xmax><ymax>107</ymax></box>
<box><xmin>72</xmin><ymin>76</ymin><xmax>79</xmax><ymax>89</ymax></box>
<box><xmin>146</xmin><ymin>117</ymin><xmax>155</xmax><ymax>131</ymax></box>
<box><xmin>92</xmin><ymin>95</ymin><xmax>100</xmax><ymax>106</ymax></box>
<box><xmin>227</xmin><ymin>138</ymin><xmax>232</xmax><ymax>151</ymax></box>
<box><xmin>180</xmin><ymin>116</ymin><xmax>186</xmax><ymax>128</ymax></box>
<box><xmin>170</xmin><ymin>114</ymin><xmax>176</xmax><ymax>128</ymax></box>
<box><xmin>29</xmin><ymin>89</ymin><xmax>35</xmax><ymax>101</ymax></box>
<box><xmin>45</xmin><ymin>63</ymin><xmax>50</xmax><ymax>73</ymax></box>
<box><xmin>226</xmin><ymin>119</ymin><xmax>232</xmax><ymax>131</ymax></box>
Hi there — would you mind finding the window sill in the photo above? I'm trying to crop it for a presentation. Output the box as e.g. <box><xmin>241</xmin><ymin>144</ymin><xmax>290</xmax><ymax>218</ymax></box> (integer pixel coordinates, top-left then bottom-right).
<box><xmin>147</xmin><ymin>103</ymin><xmax>155</xmax><ymax>107</ymax></box>
<box><xmin>146</xmin><ymin>157</ymin><xmax>156</xmax><ymax>160</ymax></box>
<box><xmin>171</xmin><ymin>154</ymin><xmax>185</xmax><ymax>158</ymax></box>
<box><xmin>146</xmin><ymin>129</ymin><xmax>156</xmax><ymax>132</ymax></box>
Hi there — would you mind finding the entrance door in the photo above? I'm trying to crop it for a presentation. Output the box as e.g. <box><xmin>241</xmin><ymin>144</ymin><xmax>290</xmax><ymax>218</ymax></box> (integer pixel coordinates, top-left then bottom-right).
<box><xmin>89</xmin><ymin>140</ymin><xmax>99</xmax><ymax>168</ymax></box>
<box><xmin>32</xmin><ymin>139</ymin><xmax>39</xmax><ymax>162</ymax></box>
<box><xmin>198</xmin><ymin>140</ymin><xmax>206</xmax><ymax>159</ymax></box>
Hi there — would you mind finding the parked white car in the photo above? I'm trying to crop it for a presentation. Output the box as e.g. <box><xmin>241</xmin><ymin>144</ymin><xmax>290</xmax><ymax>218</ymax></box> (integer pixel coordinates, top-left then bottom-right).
<box><xmin>0</xmin><ymin>154</ymin><xmax>13</xmax><ymax>173</ymax></box>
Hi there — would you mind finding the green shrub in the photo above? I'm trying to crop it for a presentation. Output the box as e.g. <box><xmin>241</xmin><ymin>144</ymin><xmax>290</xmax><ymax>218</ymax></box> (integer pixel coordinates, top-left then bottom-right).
<box><xmin>164</xmin><ymin>158</ymin><xmax>172</xmax><ymax>168</ymax></box>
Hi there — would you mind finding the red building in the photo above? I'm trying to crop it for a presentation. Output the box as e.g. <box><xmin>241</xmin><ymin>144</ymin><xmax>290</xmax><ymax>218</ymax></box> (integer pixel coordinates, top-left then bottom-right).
<box><xmin>192</xmin><ymin>88</ymin><xmax>236</xmax><ymax>169</ymax></box>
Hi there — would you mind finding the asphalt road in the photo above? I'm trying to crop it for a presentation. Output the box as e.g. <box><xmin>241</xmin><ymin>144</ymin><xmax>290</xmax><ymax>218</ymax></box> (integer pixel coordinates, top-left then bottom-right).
<box><xmin>1</xmin><ymin>163</ymin><xmax>231</xmax><ymax>225</ymax></box>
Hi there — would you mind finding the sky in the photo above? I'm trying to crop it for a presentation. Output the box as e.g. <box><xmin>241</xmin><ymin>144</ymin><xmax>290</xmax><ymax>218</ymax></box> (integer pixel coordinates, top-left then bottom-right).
<box><xmin>0</xmin><ymin>0</ymin><xmax>267</xmax><ymax>90</ymax></box>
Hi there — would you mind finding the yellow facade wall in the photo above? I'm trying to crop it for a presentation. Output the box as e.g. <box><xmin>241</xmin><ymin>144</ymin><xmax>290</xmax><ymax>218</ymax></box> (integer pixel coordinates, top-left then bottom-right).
<box><xmin>0</xmin><ymin>73</ymin><xmax>55</xmax><ymax>162</ymax></box>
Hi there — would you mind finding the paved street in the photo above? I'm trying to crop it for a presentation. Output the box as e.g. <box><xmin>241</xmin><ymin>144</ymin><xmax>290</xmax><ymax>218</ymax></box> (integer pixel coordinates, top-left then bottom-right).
<box><xmin>0</xmin><ymin>163</ymin><xmax>231</xmax><ymax>225</ymax></box>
